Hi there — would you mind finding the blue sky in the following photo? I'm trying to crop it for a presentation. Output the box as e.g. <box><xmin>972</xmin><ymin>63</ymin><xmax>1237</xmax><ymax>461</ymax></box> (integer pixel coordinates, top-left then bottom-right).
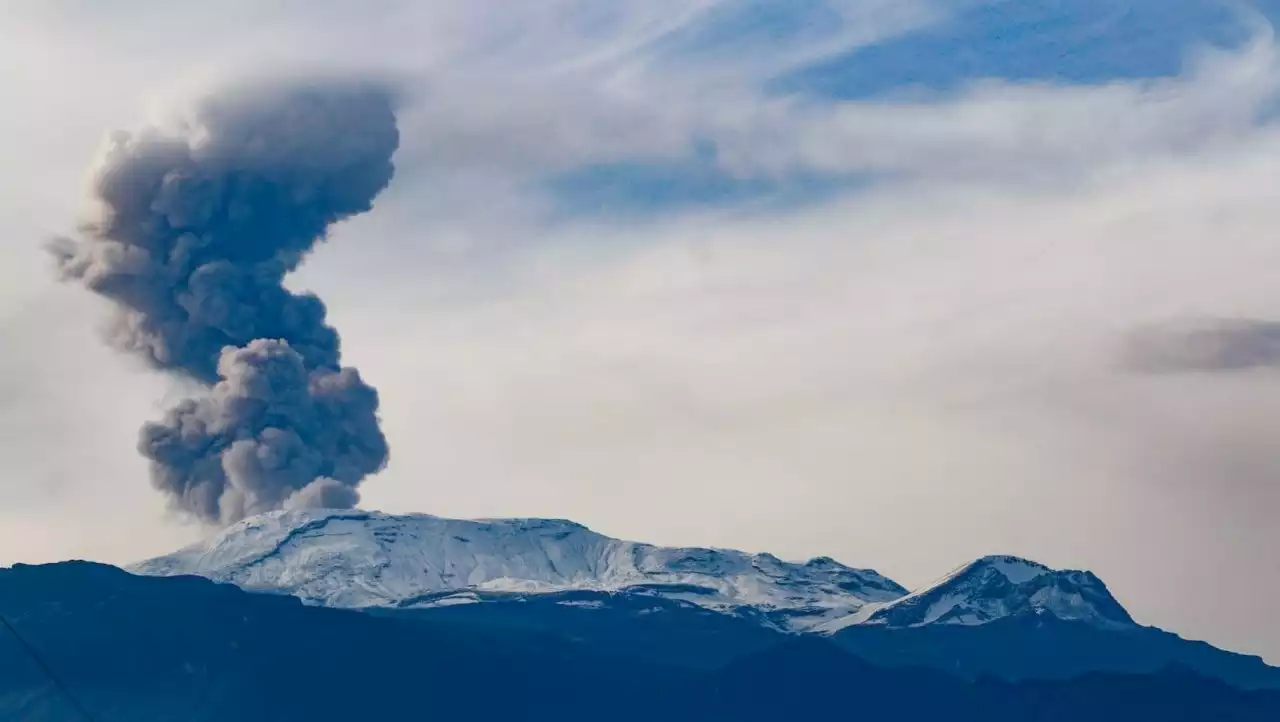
<box><xmin>541</xmin><ymin>0</ymin><xmax>1280</xmax><ymax>214</ymax></box>
<box><xmin>3</xmin><ymin>0</ymin><xmax>1280</xmax><ymax>664</ymax></box>
<box><xmin>780</xmin><ymin>0</ymin><xmax>1278</xmax><ymax>96</ymax></box>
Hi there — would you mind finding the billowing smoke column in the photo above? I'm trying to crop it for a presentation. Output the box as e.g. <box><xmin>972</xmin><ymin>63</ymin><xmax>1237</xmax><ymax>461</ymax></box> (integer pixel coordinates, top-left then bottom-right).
<box><xmin>52</xmin><ymin>79</ymin><xmax>398</xmax><ymax>524</ymax></box>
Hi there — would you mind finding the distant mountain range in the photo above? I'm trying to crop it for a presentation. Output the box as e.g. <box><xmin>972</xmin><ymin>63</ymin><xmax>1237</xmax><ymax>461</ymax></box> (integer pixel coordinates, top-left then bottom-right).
<box><xmin>4</xmin><ymin>560</ymin><xmax>1280</xmax><ymax>722</ymax></box>
<box><xmin>127</xmin><ymin>509</ymin><xmax>1280</xmax><ymax>690</ymax></box>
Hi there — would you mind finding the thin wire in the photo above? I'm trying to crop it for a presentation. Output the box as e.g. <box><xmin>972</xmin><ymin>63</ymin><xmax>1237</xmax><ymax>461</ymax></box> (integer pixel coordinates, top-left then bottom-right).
<box><xmin>0</xmin><ymin>610</ymin><xmax>98</xmax><ymax>722</ymax></box>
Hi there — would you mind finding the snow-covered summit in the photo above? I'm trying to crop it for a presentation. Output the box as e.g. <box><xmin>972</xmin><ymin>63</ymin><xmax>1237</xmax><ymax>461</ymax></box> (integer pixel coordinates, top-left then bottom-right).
<box><xmin>133</xmin><ymin>512</ymin><xmax>1136</xmax><ymax>635</ymax></box>
<box><xmin>131</xmin><ymin>509</ymin><xmax>907</xmax><ymax>632</ymax></box>
<box><xmin>856</xmin><ymin>554</ymin><xmax>1135</xmax><ymax>630</ymax></box>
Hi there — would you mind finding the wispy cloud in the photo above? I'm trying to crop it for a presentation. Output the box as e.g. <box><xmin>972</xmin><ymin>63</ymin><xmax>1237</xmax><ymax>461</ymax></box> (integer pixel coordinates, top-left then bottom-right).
<box><xmin>710</xmin><ymin>29</ymin><xmax>1280</xmax><ymax>182</ymax></box>
<box><xmin>776</xmin><ymin>0</ymin><xmax>1275</xmax><ymax>96</ymax></box>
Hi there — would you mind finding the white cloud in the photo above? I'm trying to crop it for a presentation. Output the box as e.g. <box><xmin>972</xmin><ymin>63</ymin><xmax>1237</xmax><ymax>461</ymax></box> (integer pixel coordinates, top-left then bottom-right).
<box><xmin>709</xmin><ymin>23</ymin><xmax>1280</xmax><ymax>180</ymax></box>
<box><xmin>329</xmin><ymin>129</ymin><xmax>1280</xmax><ymax>661</ymax></box>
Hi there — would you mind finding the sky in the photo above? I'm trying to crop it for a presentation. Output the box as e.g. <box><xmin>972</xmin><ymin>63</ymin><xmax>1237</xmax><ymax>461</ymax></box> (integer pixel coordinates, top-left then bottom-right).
<box><xmin>2</xmin><ymin>0</ymin><xmax>1280</xmax><ymax>662</ymax></box>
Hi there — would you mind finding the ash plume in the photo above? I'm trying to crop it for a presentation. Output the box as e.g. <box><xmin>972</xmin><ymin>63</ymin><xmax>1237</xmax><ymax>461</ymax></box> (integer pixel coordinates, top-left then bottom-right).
<box><xmin>52</xmin><ymin>79</ymin><xmax>398</xmax><ymax>524</ymax></box>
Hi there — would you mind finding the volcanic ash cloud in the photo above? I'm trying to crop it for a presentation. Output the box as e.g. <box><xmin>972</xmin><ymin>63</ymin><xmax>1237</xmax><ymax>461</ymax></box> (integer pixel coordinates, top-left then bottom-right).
<box><xmin>52</xmin><ymin>79</ymin><xmax>399</xmax><ymax>524</ymax></box>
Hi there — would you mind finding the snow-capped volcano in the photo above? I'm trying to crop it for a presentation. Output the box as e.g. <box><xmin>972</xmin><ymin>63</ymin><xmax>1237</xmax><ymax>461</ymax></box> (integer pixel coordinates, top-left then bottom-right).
<box><xmin>857</xmin><ymin>554</ymin><xmax>1136</xmax><ymax>630</ymax></box>
<box><xmin>131</xmin><ymin>509</ymin><xmax>906</xmax><ymax>632</ymax></box>
<box><xmin>132</xmin><ymin>511</ymin><xmax>1136</xmax><ymax>635</ymax></box>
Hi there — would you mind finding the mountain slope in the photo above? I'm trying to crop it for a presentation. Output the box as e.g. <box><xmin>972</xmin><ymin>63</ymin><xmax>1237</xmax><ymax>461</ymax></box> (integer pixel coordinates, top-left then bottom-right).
<box><xmin>372</xmin><ymin>589</ymin><xmax>789</xmax><ymax>670</ymax></box>
<box><xmin>853</xmin><ymin>554</ymin><xmax>1135</xmax><ymax>630</ymax></box>
<box><xmin>834</xmin><ymin>614</ymin><xmax>1280</xmax><ymax>691</ymax></box>
<box><xmin>0</xmin><ymin>561</ymin><xmax>674</xmax><ymax>722</ymax></box>
<box><xmin>132</xmin><ymin>509</ymin><xmax>906</xmax><ymax>632</ymax></box>
<box><xmin>5</xmin><ymin>561</ymin><xmax>1280</xmax><ymax>722</ymax></box>
<box><xmin>132</xmin><ymin>509</ymin><xmax>1280</xmax><ymax>689</ymax></box>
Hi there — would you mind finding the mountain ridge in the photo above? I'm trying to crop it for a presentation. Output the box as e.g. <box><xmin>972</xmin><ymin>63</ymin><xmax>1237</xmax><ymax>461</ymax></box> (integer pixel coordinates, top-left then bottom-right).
<box><xmin>128</xmin><ymin>508</ymin><xmax>1280</xmax><ymax>690</ymax></box>
<box><xmin>854</xmin><ymin>553</ymin><xmax>1135</xmax><ymax>631</ymax></box>
<box><xmin>8</xmin><ymin>560</ymin><xmax>1280</xmax><ymax>721</ymax></box>
<box><xmin>132</xmin><ymin>508</ymin><xmax>908</xmax><ymax>632</ymax></box>
<box><xmin>132</xmin><ymin>508</ymin><xmax>1128</xmax><ymax>634</ymax></box>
